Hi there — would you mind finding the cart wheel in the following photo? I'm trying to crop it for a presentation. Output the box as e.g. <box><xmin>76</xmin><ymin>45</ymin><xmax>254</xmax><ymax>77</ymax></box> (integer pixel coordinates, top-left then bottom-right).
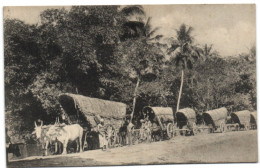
<box><xmin>166</xmin><ymin>123</ymin><xmax>174</xmax><ymax>138</ymax></box>
<box><xmin>192</xmin><ymin>123</ymin><xmax>198</xmax><ymax>135</ymax></box>
<box><xmin>105</xmin><ymin>124</ymin><xmax>116</xmax><ymax>148</ymax></box>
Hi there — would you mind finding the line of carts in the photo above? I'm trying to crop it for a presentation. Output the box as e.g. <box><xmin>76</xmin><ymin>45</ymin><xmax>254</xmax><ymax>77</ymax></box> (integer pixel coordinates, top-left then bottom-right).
<box><xmin>59</xmin><ymin>93</ymin><xmax>258</xmax><ymax>149</ymax></box>
<box><xmin>143</xmin><ymin>107</ymin><xmax>257</xmax><ymax>140</ymax></box>
<box><xmin>8</xmin><ymin>93</ymin><xmax>258</xmax><ymax>159</ymax></box>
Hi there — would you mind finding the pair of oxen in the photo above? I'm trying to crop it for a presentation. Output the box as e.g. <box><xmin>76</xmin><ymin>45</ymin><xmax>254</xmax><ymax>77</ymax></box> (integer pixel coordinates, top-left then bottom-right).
<box><xmin>32</xmin><ymin>121</ymin><xmax>83</xmax><ymax>156</ymax></box>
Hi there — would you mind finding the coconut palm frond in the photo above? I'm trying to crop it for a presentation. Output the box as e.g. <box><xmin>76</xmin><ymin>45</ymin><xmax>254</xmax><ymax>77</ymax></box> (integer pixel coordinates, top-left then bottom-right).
<box><xmin>177</xmin><ymin>24</ymin><xmax>194</xmax><ymax>44</ymax></box>
<box><xmin>191</xmin><ymin>46</ymin><xmax>202</xmax><ymax>58</ymax></box>
<box><xmin>146</xmin><ymin>27</ymin><xmax>161</xmax><ymax>38</ymax></box>
<box><xmin>120</xmin><ymin>5</ymin><xmax>145</xmax><ymax>16</ymax></box>
<box><xmin>148</xmin><ymin>34</ymin><xmax>163</xmax><ymax>41</ymax></box>
<box><xmin>203</xmin><ymin>44</ymin><xmax>213</xmax><ymax>56</ymax></box>
<box><xmin>122</xmin><ymin>21</ymin><xmax>145</xmax><ymax>38</ymax></box>
<box><xmin>173</xmin><ymin>54</ymin><xmax>183</xmax><ymax>67</ymax></box>
<box><xmin>167</xmin><ymin>44</ymin><xmax>180</xmax><ymax>55</ymax></box>
<box><xmin>154</xmin><ymin>42</ymin><xmax>168</xmax><ymax>49</ymax></box>
<box><xmin>186</xmin><ymin>26</ymin><xmax>194</xmax><ymax>36</ymax></box>
<box><xmin>187</xmin><ymin>59</ymin><xmax>193</xmax><ymax>69</ymax></box>
<box><xmin>144</xmin><ymin>17</ymin><xmax>152</xmax><ymax>33</ymax></box>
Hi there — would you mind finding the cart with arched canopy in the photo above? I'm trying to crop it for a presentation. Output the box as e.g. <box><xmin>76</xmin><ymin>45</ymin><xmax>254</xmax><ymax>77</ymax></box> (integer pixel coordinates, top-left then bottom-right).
<box><xmin>250</xmin><ymin>111</ymin><xmax>257</xmax><ymax>129</ymax></box>
<box><xmin>230</xmin><ymin>110</ymin><xmax>250</xmax><ymax>131</ymax></box>
<box><xmin>175</xmin><ymin>108</ymin><xmax>198</xmax><ymax>135</ymax></box>
<box><xmin>141</xmin><ymin>106</ymin><xmax>174</xmax><ymax>141</ymax></box>
<box><xmin>202</xmin><ymin>107</ymin><xmax>228</xmax><ymax>133</ymax></box>
<box><xmin>59</xmin><ymin>93</ymin><xmax>127</xmax><ymax>149</ymax></box>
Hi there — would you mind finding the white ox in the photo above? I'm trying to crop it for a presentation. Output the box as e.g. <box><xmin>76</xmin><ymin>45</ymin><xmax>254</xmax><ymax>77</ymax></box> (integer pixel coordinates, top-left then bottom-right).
<box><xmin>32</xmin><ymin>121</ymin><xmax>58</xmax><ymax>156</ymax></box>
<box><xmin>47</xmin><ymin>124</ymin><xmax>83</xmax><ymax>155</ymax></box>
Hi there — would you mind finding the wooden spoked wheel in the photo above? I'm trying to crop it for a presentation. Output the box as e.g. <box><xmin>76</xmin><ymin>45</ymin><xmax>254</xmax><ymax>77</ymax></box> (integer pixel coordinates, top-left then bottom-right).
<box><xmin>105</xmin><ymin>124</ymin><xmax>117</xmax><ymax>148</ymax></box>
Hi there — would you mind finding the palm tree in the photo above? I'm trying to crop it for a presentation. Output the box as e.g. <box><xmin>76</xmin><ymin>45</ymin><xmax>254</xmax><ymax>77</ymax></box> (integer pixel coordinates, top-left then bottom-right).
<box><xmin>167</xmin><ymin>24</ymin><xmax>201</xmax><ymax>117</ymax></box>
<box><xmin>201</xmin><ymin>44</ymin><xmax>218</xmax><ymax>60</ymax></box>
<box><xmin>201</xmin><ymin>44</ymin><xmax>218</xmax><ymax>110</ymax></box>
<box><xmin>120</xmin><ymin>6</ymin><xmax>165</xmax><ymax>122</ymax></box>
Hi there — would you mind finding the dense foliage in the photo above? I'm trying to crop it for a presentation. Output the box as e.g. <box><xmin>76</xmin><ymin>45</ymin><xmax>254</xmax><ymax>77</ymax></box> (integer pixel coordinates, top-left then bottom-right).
<box><xmin>4</xmin><ymin>6</ymin><xmax>256</xmax><ymax>143</ymax></box>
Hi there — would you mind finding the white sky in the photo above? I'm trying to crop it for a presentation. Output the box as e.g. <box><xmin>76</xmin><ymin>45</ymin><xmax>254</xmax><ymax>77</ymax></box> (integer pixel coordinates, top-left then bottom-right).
<box><xmin>4</xmin><ymin>4</ymin><xmax>255</xmax><ymax>57</ymax></box>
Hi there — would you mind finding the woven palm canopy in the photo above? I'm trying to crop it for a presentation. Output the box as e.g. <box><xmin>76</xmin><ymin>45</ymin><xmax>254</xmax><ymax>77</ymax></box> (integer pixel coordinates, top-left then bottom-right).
<box><xmin>142</xmin><ymin>106</ymin><xmax>174</xmax><ymax>123</ymax></box>
<box><xmin>203</xmin><ymin>107</ymin><xmax>228</xmax><ymax>127</ymax></box>
<box><xmin>250</xmin><ymin>111</ymin><xmax>257</xmax><ymax>125</ymax></box>
<box><xmin>231</xmin><ymin>110</ymin><xmax>250</xmax><ymax>125</ymax></box>
<box><xmin>176</xmin><ymin>108</ymin><xmax>196</xmax><ymax>128</ymax></box>
<box><xmin>59</xmin><ymin>93</ymin><xmax>127</xmax><ymax>128</ymax></box>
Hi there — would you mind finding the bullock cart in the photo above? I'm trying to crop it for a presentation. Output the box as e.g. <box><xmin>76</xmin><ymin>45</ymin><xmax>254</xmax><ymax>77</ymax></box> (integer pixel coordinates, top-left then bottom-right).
<box><xmin>250</xmin><ymin>111</ymin><xmax>257</xmax><ymax>130</ymax></box>
<box><xmin>230</xmin><ymin>110</ymin><xmax>250</xmax><ymax>131</ymax></box>
<box><xmin>59</xmin><ymin>93</ymin><xmax>127</xmax><ymax>150</ymax></box>
<box><xmin>174</xmin><ymin>108</ymin><xmax>199</xmax><ymax>135</ymax></box>
<box><xmin>225</xmin><ymin>116</ymin><xmax>239</xmax><ymax>131</ymax></box>
<box><xmin>202</xmin><ymin>107</ymin><xmax>228</xmax><ymax>133</ymax></box>
<box><xmin>140</xmin><ymin>106</ymin><xmax>174</xmax><ymax>141</ymax></box>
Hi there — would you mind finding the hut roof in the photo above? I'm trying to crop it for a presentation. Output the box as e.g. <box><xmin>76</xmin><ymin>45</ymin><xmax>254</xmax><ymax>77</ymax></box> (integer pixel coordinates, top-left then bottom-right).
<box><xmin>231</xmin><ymin>110</ymin><xmax>250</xmax><ymax>125</ymax></box>
<box><xmin>203</xmin><ymin>107</ymin><xmax>228</xmax><ymax>126</ymax></box>
<box><xmin>250</xmin><ymin>111</ymin><xmax>257</xmax><ymax>124</ymax></box>
<box><xmin>142</xmin><ymin>106</ymin><xmax>174</xmax><ymax>122</ymax></box>
<box><xmin>59</xmin><ymin>93</ymin><xmax>127</xmax><ymax>127</ymax></box>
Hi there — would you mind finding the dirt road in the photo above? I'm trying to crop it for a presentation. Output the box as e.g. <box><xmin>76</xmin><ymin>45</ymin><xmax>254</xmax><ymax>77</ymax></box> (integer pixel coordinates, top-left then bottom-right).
<box><xmin>8</xmin><ymin>130</ymin><xmax>258</xmax><ymax>167</ymax></box>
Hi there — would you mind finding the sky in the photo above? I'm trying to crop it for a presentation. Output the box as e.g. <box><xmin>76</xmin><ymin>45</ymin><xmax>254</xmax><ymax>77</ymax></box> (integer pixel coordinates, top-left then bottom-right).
<box><xmin>4</xmin><ymin>4</ymin><xmax>256</xmax><ymax>57</ymax></box>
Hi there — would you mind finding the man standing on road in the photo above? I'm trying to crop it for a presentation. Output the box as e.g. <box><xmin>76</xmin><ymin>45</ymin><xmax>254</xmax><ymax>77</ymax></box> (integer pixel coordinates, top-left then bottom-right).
<box><xmin>139</xmin><ymin>119</ymin><xmax>145</xmax><ymax>142</ymax></box>
<box><xmin>127</xmin><ymin>120</ymin><xmax>134</xmax><ymax>146</ymax></box>
<box><xmin>97</xmin><ymin>119</ymin><xmax>108</xmax><ymax>151</ymax></box>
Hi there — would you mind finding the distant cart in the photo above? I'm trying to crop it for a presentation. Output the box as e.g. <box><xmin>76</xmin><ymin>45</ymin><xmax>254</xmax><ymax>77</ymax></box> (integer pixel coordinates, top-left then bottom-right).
<box><xmin>250</xmin><ymin>111</ymin><xmax>257</xmax><ymax>129</ymax></box>
<box><xmin>175</xmin><ymin>108</ymin><xmax>198</xmax><ymax>135</ymax></box>
<box><xmin>230</xmin><ymin>110</ymin><xmax>250</xmax><ymax>131</ymax></box>
<box><xmin>203</xmin><ymin>107</ymin><xmax>228</xmax><ymax>133</ymax></box>
<box><xmin>141</xmin><ymin>106</ymin><xmax>174</xmax><ymax>141</ymax></box>
<box><xmin>59</xmin><ymin>93</ymin><xmax>127</xmax><ymax>149</ymax></box>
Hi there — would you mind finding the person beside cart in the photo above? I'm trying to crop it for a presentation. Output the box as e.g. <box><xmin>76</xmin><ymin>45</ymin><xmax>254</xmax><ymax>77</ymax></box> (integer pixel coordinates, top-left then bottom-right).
<box><xmin>97</xmin><ymin>119</ymin><xmax>108</xmax><ymax>151</ymax></box>
<box><xmin>127</xmin><ymin>120</ymin><xmax>134</xmax><ymax>146</ymax></box>
<box><xmin>139</xmin><ymin>119</ymin><xmax>145</xmax><ymax>141</ymax></box>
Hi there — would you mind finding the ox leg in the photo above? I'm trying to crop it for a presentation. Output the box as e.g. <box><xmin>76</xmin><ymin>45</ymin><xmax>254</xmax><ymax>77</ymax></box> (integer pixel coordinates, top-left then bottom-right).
<box><xmin>55</xmin><ymin>142</ymin><xmax>58</xmax><ymax>154</ymax></box>
<box><xmin>62</xmin><ymin>140</ymin><xmax>68</xmax><ymax>155</ymax></box>
<box><xmin>45</xmin><ymin>141</ymin><xmax>49</xmax><ymax>156</ymax></box>
<box><xmin>79</xmin><ymin>131</ymin><xmax>83</xmax><ymax>153</ymax></box>
<box><xmin>76</xmin><ymin>139</ymin><xmax>79</xmax><ymax>152</ymax></box>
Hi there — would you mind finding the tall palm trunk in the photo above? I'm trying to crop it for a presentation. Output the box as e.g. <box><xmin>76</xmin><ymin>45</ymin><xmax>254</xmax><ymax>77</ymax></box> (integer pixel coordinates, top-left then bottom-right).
<box><xmin>130</xmin><ymin>77</ymin><xmax>140</xmax><ymax>123</ymax></box>
<box><xmin>176</xmin><ymin>69</ymin><xmax>184</xmax><ymax>118</ymax></box>
<box><xmin>207</xmin><ymin>78</ymin><xmax>209</xmax><ymax>111</ymax></box>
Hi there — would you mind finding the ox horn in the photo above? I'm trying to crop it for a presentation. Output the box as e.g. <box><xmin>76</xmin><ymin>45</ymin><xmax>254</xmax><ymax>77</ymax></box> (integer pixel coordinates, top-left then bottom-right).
<box><xmin>34</xmin><ymin>121</ymin><xmax>37</xmax><ymax>127</ymax></box>
<box><xmin>40</xmin><ymin>120</ymin><xmax>43</xmax><ymax>127</ymax></box>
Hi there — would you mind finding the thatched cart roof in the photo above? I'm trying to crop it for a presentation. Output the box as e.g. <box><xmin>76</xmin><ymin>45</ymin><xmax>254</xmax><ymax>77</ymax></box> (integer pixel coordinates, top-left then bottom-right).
<box><xmin>177</xmin><ymin>108</ymin><xmax>196</xmax><ymax>120</ymax></box>
<box><xmin>231</xmin><ymin>110</ymin><xmax>250</xmax><ymax>125</ymax></box>
<box><xmin>203</xmin><ymin>107</ymin><xmax>228</xmax><ymax>127</ymax></box>
<box><xmin>142</xmin><ymin>106</ymin><xmax>174</xmax><ymax>122</ymax></box>
<box><xmin>59</xmin><ymin>93</ymin><xmax>127</xmax><ymax>128</ymax></box>
<box><xmin>176</xmin><ymin>108</ymin><xmax>196</xmax><ymax>127</ymax></box>
<box><xmin>250</xmin><ymin>111</ymin><xmax>257</xmax><ymax>124</ymax></box>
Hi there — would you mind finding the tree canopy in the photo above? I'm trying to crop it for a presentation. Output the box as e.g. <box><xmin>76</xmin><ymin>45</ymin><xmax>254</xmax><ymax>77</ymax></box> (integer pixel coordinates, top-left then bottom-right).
<box><xmin>4</xmin><ymin>5</ymin><xmax>256</xmax><ymax>143</ymax></box>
